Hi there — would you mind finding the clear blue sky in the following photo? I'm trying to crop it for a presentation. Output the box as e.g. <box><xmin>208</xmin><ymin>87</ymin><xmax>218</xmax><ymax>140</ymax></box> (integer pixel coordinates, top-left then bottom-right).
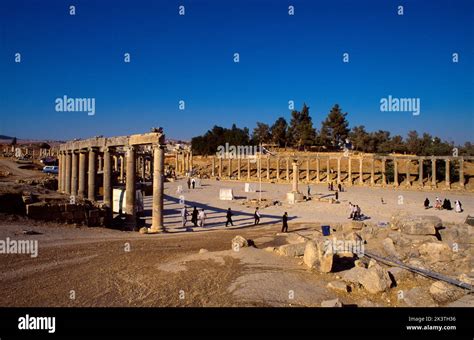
<box><xmin>1</xmin><ymin>0</ymin><xmax>473</xmax><ymax>144</ymax></box>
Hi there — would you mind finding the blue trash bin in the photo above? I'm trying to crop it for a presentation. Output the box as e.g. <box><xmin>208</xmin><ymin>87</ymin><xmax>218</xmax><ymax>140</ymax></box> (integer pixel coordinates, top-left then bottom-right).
<box><xmin>322</xmin><ymin>225</ymin><xmax>330</xmax><ymax>236</ymax></box>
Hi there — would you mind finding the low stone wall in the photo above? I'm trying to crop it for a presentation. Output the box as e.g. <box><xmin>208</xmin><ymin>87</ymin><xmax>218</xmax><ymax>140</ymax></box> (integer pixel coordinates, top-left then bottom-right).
<box><xmin>25</xmin><ymin>202</ymin><xmax>109</xmax><ymax>226</ymax></box>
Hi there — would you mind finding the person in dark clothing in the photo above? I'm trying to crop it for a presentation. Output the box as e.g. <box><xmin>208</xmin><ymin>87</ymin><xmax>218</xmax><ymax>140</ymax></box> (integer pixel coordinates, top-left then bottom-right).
<box><xmin>281</xmin><ymin>212</ymin><xmax>288</xmax><ymax>233</ymax></box>
<box><xmin>225</xmin><ymin>208</ymin><xmax>234</xmax><ymax>227</ymax></box>
<box><xmin>335</xmin><ymin>191</ymin><xmax>339</xmax><ymax>200</ymax></box>
<box><xmin>424</xmin><ymin>198</ymin><xmax>430</xmax><ymax>209</ymax></box>
<box><xmin>446</xmin><ymin>199</ymin><xmax>452</xmax><ymax>210</ymax></box>
<box><xmin>338</xmin><ymin>183</ymin><xmax>342</xmax><ymax>192</ymax></box>
<box><xmin>442</xmin><ymin>198</ymin><xmax>449</xmax><ymax>210</ymax></box>
<box><xmin>191</xmin><ymin>206</ymin><xmax>198</xmax><ymax>226</ymax></box>
<box><xmin>187</xmin><ymin>177</ymin><xmax>191</xmax><ymax>190</ymax></box>
<box><xmin>254</xmin><ymin>207</ymin><xmax>261</xmax><ymax>225</ymax></box>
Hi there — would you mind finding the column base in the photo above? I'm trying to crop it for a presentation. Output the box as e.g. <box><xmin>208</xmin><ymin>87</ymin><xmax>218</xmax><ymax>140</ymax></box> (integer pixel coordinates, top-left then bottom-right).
<box><xmin>287</xmin><ymin>191</ymin><xmax>304</xmax><ymax>204</ymax></box>
<box><xmin>149</xmin><ymin>226</ymin><xmax>165</xmax><ymax>233</ymax></box>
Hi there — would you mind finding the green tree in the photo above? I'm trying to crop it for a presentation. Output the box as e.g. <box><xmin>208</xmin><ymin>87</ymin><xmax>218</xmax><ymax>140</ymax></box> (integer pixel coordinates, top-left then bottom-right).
<box><xmin>288</xmin><ymin>103</ymin><xmax>316</xmax><ymax>150</ymax></box>
<box><xmin>252</xmin><ymin>122</ymin><xmax>271</xmax><ymax>144</ymax></box>
<box><xmin>270</xmin><ymin>117</ymin><xmax>288</xmax><ymax>147</ymax></box>
<box><xmin>320</xmin><ymin>104</ymin><xmax>350</xmax><ymax>149</ymax></box>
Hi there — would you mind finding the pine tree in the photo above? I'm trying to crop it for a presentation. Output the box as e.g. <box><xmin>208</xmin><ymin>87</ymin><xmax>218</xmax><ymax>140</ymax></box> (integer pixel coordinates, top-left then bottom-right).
<box><xmin>320</xmin><ymin>104</ymin><xmax>350</xmax><ymax>149</ymax></box>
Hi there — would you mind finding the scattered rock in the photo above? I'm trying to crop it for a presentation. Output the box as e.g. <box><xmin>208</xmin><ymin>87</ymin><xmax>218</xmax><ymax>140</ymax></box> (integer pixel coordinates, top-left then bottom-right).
<box><xmin>388</xmin><ymin>267</ymin><xmax>412</xmax><ymax>285</ymax></box>
<box><xmin>139</xmin><ymin>227</ymin><xmax>148</xmax><ymax>234</ymax></box>
<box><xmin>303</xmin><ymin>241</ymin><xmax>319</xmax><ymax>268</ymax></box>
<box><xmin>351</xmin><ymin>221</ymin><xmax>365</xmax><ymax>230</ymax></box>
<box><xmin>354</xmin><ymin>259</ymin><xmax>367</xmax><ymax>268</ymax></box>
<box><xmin>341</xmin><ymin>264</ymin><xmax>391</xmax><ymax>294</ymax></box>
<box><xmin>368</xmin><ymin>259</ymin><xmax>377</xmax><ymax>268</ymax></box>
<box><xmin>321</xmin><ymin>298</ymin><xmax>343</xmax><ymax>307</ymax></box>
<box><xmin>327</xmin><ymin>281</ymin><xmax>349</xmax><ymax>293</ymax></box>
<box><xmin>447</xmin><ymin>294</ymin><xmax>474</xmax><ymax>307</ymax></box>
<box><xmin>391</xmin><ymin>215</ymin><xmax>441</xmax><ymax>235</ymax></box>
<box><xmin>232</xmin><ymin>235</ymin><xmax>248</xmax><ymax>249</ymax></box>
<box><xmin>429</xmin><ymin>281</ymin><xmax>464</xmax><ymax>304</ymax></box>
<box><xmin>278</xmin><ymin>242</ymin><xmax>307</xmax><ymax>257</ymax></box>
<box><xmin>199</xmin><ymin>248</ymin><xmax>208</xmax><ymax>254</ymax></box>
<box><xmin>318</xmin><ymin>242</ymin><xmax>334</xmax><ymax>273</ymax></box>
<box><xmin>264</xmin><ymin>246</ymin><xmax>276</xmax><ymax>252</ymax></box>
<box><xmin>382</xmin><ymin>238</ymin><xmax>401</xmax><ymax>259</ymax></box>
<box><xmin>458</xmin><ymin>273</ymin><xmax>474</xmax><ymax>287</ymax></box>
<box><xmin>401</xmin><ymin>287</ymin><xmax>437</xmax><ymax>307</ymax></box>
<box><xmin>418</xmin><ymin>242</ymin><xmax>452</xmax><ymax>263</ymax></box>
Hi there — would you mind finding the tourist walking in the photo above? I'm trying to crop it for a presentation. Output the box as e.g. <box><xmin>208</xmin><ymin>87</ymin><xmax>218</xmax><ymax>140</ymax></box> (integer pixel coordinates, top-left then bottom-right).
<box><xmin>191</xmin><ymin>206</ymin><xmax>198</xmax><ymax>226</ymax></box>
<box><xmin>187</xmin><ymin>177</ymin><xmax>191</xmax><ymax>190</ymax></box>
<box><xmin>225</xmin><ymin>208</ymin><xmax>234</xmax><ymax>227</ymax></box>
<box><xmin>181</xmin><ymin>206</ymin><xmax>188</xmax><ymax>227</ymax></box>
<box><xmin>455</xmin><ymin>200</ymin><xmax>463</xmax><ymax>213</ymax></box>
<box><xmin>198</xmin><ymin>209</ymin><xmax>206</xmax><ymax>227</ymax></box>
<box><xmin>191</xmin><ymin>178</ymin><xmax>196</xmax><ymax>189</ymax></box>
<box><xmin>254</xmin><ymin>207</ymin><xmax>261</xmax><ymax>225</ymax></box>
<box><xmin>281</xmin><ymin>212</ymin><xmax>288</xmax><ymax>233</ymax></box>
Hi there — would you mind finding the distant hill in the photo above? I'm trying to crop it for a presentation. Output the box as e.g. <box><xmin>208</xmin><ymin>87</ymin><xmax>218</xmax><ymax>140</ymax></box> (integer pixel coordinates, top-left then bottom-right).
<box><xmin>0</xmin><ymin>135</ymin><xmax>13</xmax><ymax>140</ymax></box>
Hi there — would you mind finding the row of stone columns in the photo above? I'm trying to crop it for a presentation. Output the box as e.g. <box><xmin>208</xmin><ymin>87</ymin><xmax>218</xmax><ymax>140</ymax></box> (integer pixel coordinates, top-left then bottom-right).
<box><xmin>175</xmin><ymin>151</ymin><xmax>193</xmax><ymax>174</ymax></box>
<box><xmin>205</xmin><ymin>155</ymin><xmax>466</xmax><ymax>189</ymax></box>
<box><xmin>58</xmin><ymin>144</ymin><xmax>165</xmax><ymax>230</ymax></box>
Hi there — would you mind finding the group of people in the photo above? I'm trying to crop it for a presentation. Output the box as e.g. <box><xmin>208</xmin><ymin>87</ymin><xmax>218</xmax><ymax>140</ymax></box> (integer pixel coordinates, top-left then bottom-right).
<box><xmin>328</xmin><ymin>181</ymin><xmax>344</xmax><ymax>192</ymax></box>
<box><xmin>181</xmin><ymin>206</ymin><xmax>207</xmax><ymax>227</ymax></box>
<box><xmin>348</xmin><ymin>202</ymin><xmax>363</xmax><ymax>220</ymax></box>
<box><xmin>179</xmin><ymin>205</ymin><xmax>291</xmax><ymax>232</ymax></box>
<box><xmin>186</xmin><ymin>177</ymin><xmax>197</xmax><ymax>190</ymax></box>
<box><xmin>425</xmin><ymin>197</ymin><xmax>463</xmax><ymax>213</ymax></box>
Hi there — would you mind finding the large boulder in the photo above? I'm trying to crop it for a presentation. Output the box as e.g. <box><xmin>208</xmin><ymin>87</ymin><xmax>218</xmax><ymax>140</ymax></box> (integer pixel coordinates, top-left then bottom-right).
<box><xmin>231</xmin><ymin>235</ymin><xmax>248</xmax><ymax>249</ymax></box>
<box><xmin>418</xmin><ymin>242</ymin><xmax>452</xmax><ymax>263</ymax></box>
<box><xmin>429</xmin><ymin>281</ymin><xmax>464</xmax><ymax>304</ymax></box>
<box><xmin>278</xmin><ymin>242</ymin><xmax>307</xmax><ymax>257</ymax></box>
<box><xmin>303</xmin><ymin>241</ymin><xmax>319</xmax><ymax>268</ymax></box>
<box><xmin>382</xmin><ymin>238</ymin><xmax>401</xmax><ymax>259</ymax></box>
<box><xmin>341</xmin><ymin>264</ymin><xmax>392</xmax><ymax>294</ymax></box>
<box><xmin>327</xmin><ymin>281</ymin><xmax>349</xmax><ymax>293</ymax></box>
<box><xmin>391</xmin><ymin>215</ymin><xmax>442</xmax><ymax>235</ymax></box>
<box><xmin>402</xmin><ymin>287</ymin><xmax>437</xmax><ymax>307</ymax></box>
<box><xmin>388</xmin><ymin>267</ymin><xmax>412</xmax><ymax>285</ymax></box>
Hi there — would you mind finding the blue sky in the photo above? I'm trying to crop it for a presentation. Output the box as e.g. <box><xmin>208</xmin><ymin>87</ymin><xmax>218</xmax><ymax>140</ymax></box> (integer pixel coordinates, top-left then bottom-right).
<box><xmin>0</xmin><ymin>0</ymin><xmax>473</xmax><ymax>143</ymax></box>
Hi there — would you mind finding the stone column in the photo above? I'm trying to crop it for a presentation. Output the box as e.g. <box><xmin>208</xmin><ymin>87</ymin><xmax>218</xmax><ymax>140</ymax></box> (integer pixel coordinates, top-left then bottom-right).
<box><xmin>189</xmin><ymin>152</ymin><xmax>193</xmax><ymax>171</ymax></box>
<box><xmin>211</xmin><ymin>157</ymin><xmax>215</xmax><ymax>177</ymax></box>
<box><xmin>359</xmin><ymin>157</ymin><xmax>363</xmax><ymax>185</ymax></box>
<box><xmin>114</xmin><ymin>155</ymin><xmax>118</xmax><ymax>172</ymax></box>
<box><xmin>78</xmin><ymin>150</ymin><xmax>87</xmax><ymax>198</ymax></box>
<box><xmin>418</xmin><ymin>158</ymin><xmax>423</xmax><ymax>187</ymax></box>
<box><xmin>58</xmin><ymin>152</ymin><xmax>64</xmax><ymax>192</ymax></box>
<box><xmin>337</xmin><ymin>157</ymin><xmax>341</xmax><ymax>184</ymax></box>
<box><xmin>445</xmin><ymin>159</ymin><xmax>450</xmax><ymax>188</ymax></box>
<box><xmin>151</xmin><ymin>144</ymin><xmax>165</xmax><ymax>231</ymax></box>
<box><xmin>381</xmin><ymin>157</ymin><xmax>386</xmax><ymax>186</ymax></box>
<box><xmin>292</xmin><ymin>161</ymin><xmax>299</xmax><ymax>192</ymax></box>
<box><xmin>370</xmin><ymin>158</ymin><xmax>375</xmax><ymax>186</ymax></box>
<box><xmin>228</xmin><ymin>158</ymin><xmax>232</xmax><ymax>177</ymax></box>
<box><xmin>120</xmin><ymin>155</ymin><xmax>124</xmax><ymax>184</ymax></box>
<box><xmin>88</xmin><ymin>148</ymin><xmax>97</xmax><ymax>201</ymax></box>
<box><xmin>65</xmin><ymin>151</ymin><xmax>72</xmax><ymax>194</ymax></box>
<box><xmin>347</xmin><ymin>157</ymin><xmax>352</xmax><ymax>186</ymax></box>
<box><xmin>431</xmin><ymin>157</ymin><xmax>437</xmax><ymax>187</ymax></box>
<box><xmin>394</xmin><ymin>158</ymin><xmax>399</xmax><ymax>187</ymax></box>
<box><xmin>405</xmin><ymin>160</ymin><xmax>411</xmax><ymax>186</ymax></box>
<box><xmin>247</xmin><ymin>158</ymin><xmax>251</xmax><ymax>180</ymax></box>
<box><xmin>316</xmin><ymin>157</ymin><xmax>320</xmax><ymax>183</ymax></box>
<box><xmin>459</xmin><ymin>158</ymin><xmax>464</xmax><ymax>188</ymax></box>
<box><xmin>305</xmin><ymin>158</ymin><xmax>310</xmax><ymax>182</ymax></box>
<box><xmin>71</xmin><ymin>151</ymin><xmax>78</xmax><ymax>196</ymax></box>
<box><xmin>125</xmin><ymin>146</ymin><xmax>136</xmax><ymax>226</ymax></box>
<box><xmin>286</xmin><ymin>158</ymin><xmax>290</xmax><ymax>182</ymax></box>
<box><xmin>218</xmin><ymin>157</ymin><xmax>223</xmax><ymax>177</ymax></box>
<box><xmin>266</xmin><ymin>157</ymin><xmax>270</xmax><ymax>180</ymax></box>
<box><xmin>326</xmin><ymin>158</ymin><xmax>330</xmax><ymax>183</ymax></box>
<box><xmin>103</xmin><ymin>147</ymin><xmax>113</xmax><ymax>209</ymax></box>
<box><xmin>276</xmin><ymin>158</ymin><xmax>280</xmax><ymax>181</ymax></box>
<box><xmin>182</xmin><ymin>153</ymin><xmax>186</xmax><ymax>174</ymax></box>
<box><xmin>98</xmin><ymin>155</ymin><xmax>102</xmax><ymax>173</ymax></box>
<box><xmin>143</xmin><ymin>156</ymin><xmax>147</xmax><ymax>179</ymax></box>
<box><xmin>237</xmin><ymin>158</ymin><xmax>241</xmax><ymax>179</ymax></box>
<box><xmin>175</xmin><ymin>154</ymin><xmax>179</xmax><ymax>173</ymax></box>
